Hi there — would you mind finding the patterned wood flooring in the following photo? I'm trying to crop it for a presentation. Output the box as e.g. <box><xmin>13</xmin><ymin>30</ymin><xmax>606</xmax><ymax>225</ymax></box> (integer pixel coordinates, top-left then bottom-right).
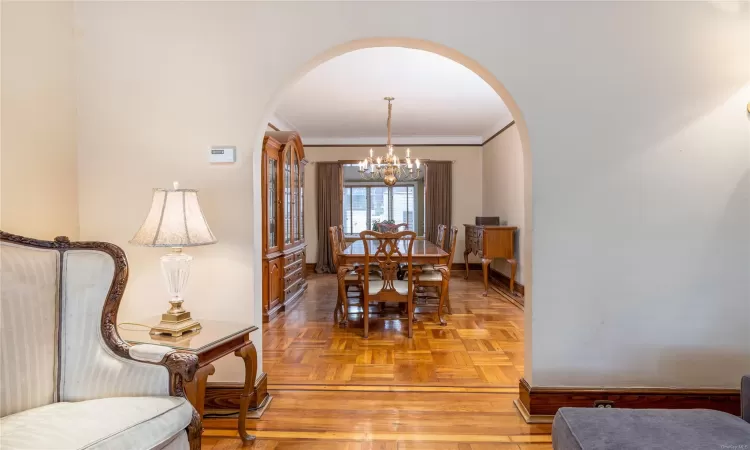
<box><xmin>201</xmin><ymin>274</ymin><xmax>541</xmax><ymax>449</ymax></box>
<box><xmin>264</xmin><ymin>273</ymin><xmax>525</xmax><ymax>388</ymax></box>
<box><xmin>202</xmin><ymin>389</ymin><xmax>552</xmax><ymax>449</ymax></box>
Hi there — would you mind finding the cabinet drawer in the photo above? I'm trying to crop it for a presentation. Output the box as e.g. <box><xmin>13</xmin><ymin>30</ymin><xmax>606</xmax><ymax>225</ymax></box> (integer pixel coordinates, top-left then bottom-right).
<box><xmin>284</xmin><ymin>258</ymin><xmax>303</xmax><ymax>274</ymax></box>
<box><xmin>283</xmin><ymin>279</ymin><xmax>302</xmax><ymax>299</ymax></box>
<box><xmin>283</xmin><ymin>250</ymin><xmax>304</xmax><ymax>267</ymax></box>
<box><xmin>283</xmin><ymin>268</ymin><xmax>303</xmax><ymax>288</ymax></box>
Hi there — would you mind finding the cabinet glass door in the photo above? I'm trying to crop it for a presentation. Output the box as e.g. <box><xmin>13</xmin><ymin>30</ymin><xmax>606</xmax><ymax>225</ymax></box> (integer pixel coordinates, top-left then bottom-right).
<box><xmin>294</xmin><ymin>153</ymin><xmax>301</xmax><ymax>242</ymax></box>
<box><xmin>291</xmin><ymin>150</ymin><xmax>298</xmax><ymax>242</ymax></box>
<box><xmin>284</xmin><ymin>147</ymin><xmax>291</xmax><ymax>245</ymax></box>
<box><xmin>299</xmin><ymin>163</ymin><xmax>304</xmax><ymax>241</ymax></box>
<box><xmin>268</xmin><ymin>155</ymin><xmax>278</xmax><ymax>250</ymax></box>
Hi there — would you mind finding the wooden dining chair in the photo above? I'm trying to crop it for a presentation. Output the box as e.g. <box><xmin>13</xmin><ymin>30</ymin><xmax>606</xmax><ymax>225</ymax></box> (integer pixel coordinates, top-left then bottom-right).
<box><xmin>415</xmin><ymin>224</ymin><xmax>447</xmax><ymax>274</ymax></box>
<box><xmin>415</xmin><ymin>225</ymin><xmax>459</xmax><ymax>325</ymax></box>
<box><xmin>329</xmin><ymin>226</ymin><xmax>363</xmax><ymax>324</ymax></box>
<box><xmin>360</xmin><ymin>230</ymin><xmax>417</xmax><ymax>338</ymax></box>
<box><xmin>436</xmin><ymin>224</ymin><xmax>448</xmax><ymax>249</ymax></box>
<box><xmin>375</xmin><ymin>222</ymin><xmax>408</xmax><ymax>233</ymax></box>
<box><xmin>336</xmin><ymin>224</ymin><xmax>346</xmax><ymax>253</ymax></box>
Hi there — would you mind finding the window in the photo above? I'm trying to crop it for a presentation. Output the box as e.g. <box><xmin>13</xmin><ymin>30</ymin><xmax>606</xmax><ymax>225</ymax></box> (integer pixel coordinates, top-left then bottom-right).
<box><xmin>342</xmin><ymin>184</ymin><xmax>417</xmax><ymax>234</ymax></box>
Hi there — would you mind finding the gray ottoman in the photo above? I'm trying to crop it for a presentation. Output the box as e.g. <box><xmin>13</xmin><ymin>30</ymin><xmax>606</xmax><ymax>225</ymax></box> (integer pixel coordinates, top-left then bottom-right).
<box><xmin>552</xmin><ymin>376</ymin><xmax>750</xmax><ymax>449</ymax></box>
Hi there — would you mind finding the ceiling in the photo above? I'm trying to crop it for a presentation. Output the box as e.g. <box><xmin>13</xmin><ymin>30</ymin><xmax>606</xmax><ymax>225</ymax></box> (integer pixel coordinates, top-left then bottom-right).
<box><xmin>274</xmin><ymin>48</ymin><xmax>512</xmax><ymax>145</ymax></box>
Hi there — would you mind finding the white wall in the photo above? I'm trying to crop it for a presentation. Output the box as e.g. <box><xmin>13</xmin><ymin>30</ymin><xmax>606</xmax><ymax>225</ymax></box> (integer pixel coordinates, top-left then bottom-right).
<box><xmin>303</xmin><ymin>146</ymin><xmax>483</xmax><ymax>265</ymax></box>
<box><xmin>60</xmin><ymin>1</ymin><xmax>749</xmax><ymax>388</ymax></box>
<box><xmin>1</xmin><ymin>2</ymin><xmax>78</xmax><ymax>240</ymax></box>
<box><xmin>482</xmin><ymin>123</ymin><xmax>526</xmax><ymax>284</ymax></box>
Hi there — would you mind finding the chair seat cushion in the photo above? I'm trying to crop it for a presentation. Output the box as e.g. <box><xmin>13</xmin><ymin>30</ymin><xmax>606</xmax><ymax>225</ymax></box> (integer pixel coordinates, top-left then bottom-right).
<box><xmin>0</xmin><ymin>396</ymin><xmax>192</xmax><ymax>450</ymax></box>
<box><xmin>367</xmin><ymin>279</ymin><xmax>409</xmax><ymax>295</ymax></box>
<box><xmin>552</xmin><ymin>407</ymin><xmax>750</xmax><ymax>450</ymax></box>
<box><xmin>416</xmin><ymin>271</ymin><xmax>443</xmax><ymax>282</ymax></box>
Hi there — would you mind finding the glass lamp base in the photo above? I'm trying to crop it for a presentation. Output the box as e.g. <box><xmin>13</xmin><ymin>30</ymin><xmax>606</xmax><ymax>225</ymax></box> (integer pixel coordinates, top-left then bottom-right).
<box><xmin>152</xmin><ymin>248</ymin><xmax>202</xmax><ymax>337</ymax></box>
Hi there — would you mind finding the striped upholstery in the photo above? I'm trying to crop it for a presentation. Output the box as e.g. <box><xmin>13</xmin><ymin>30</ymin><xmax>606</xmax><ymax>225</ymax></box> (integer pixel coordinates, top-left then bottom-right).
<box><xmin>0</xmin><ymin>239</ymin><xmax>189</xmax><ymax>450</ymax></box>
<box><xmin>0</xmin><ymin>396</ymin><xmax>192</xmax><ymax>450</ymax></box>
<box><xmin>0</xmin><ymin>243</ymin><xmax>59</xmax><ymax>417</ymax></box>
<box><xmin>59</xmin><ymin>250</ymin><xmax>168</xmax><ymax>401</ymax></box>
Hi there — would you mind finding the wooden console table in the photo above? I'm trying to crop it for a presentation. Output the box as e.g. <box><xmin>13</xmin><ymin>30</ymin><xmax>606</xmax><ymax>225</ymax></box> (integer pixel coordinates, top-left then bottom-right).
<box><xmin>120</xmin><ymin>318</ymin><xmax>259</xmax><ymax>443</ymax></box>
<box><xmin>463</xmin><ymin>225</ymin><xmax>518</xmax><ymax>296</ymax></box>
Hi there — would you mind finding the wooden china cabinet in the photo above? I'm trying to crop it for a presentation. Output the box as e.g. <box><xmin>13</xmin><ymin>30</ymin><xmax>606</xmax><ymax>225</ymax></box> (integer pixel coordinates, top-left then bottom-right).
<box><xmin>261</xmin><ymin>131</ymin><xmax>308</xmax><ymax>322</ymax></box>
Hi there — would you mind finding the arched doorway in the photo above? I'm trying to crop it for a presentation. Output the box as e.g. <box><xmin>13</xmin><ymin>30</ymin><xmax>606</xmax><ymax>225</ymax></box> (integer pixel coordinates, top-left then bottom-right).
<box><xmin>251</xmin><ymin>37</ymin><xmax>534</xmax><ymax>383</ymax></box>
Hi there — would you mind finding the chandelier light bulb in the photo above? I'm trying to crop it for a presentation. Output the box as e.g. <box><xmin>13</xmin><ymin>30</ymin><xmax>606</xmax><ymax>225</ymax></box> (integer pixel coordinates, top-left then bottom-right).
<box><xmin>359</xmin><ymin>97</ymin><xmax>421</xmax><ymax>185</ymax></box>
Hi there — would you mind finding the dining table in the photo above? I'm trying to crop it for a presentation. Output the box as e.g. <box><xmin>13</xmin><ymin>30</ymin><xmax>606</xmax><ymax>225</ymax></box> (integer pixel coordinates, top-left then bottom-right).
<box><xmin>336</xmin><ymin>238</ymin><xmax>450</xmax><ymax>326</ymax></box>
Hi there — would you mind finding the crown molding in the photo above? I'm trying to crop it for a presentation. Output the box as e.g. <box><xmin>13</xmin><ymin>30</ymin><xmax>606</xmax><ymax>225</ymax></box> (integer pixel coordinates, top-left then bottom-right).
<box><xmin>303</xmin><ymin>135</ymin><xmax>483</xmax><ymax>147</ymax></box>
<box><xmin>481</xmin><ymin>120</ymin><xmax>515</xmax><ymax>146</ymax></box>
<box><xmin>268</xmin><ymin>113</ymin><xmax>296</xmax><ymax>132</ymax></box>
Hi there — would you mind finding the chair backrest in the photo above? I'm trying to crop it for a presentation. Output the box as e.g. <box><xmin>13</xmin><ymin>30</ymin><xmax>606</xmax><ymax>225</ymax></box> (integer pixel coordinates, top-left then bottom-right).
<box><xmin>359</xmin><ymin>230</ymin><xmax>416</xmax><ymax>298</ymax></box>
<box><xmin>336</xmin><ymin>225</ymin><xmax>346</xmax><ymax>253</ymax></box>
<box><xmin>436</xmin><ymin>224</ymin><xmax>448</xmax><ymax>249</ymax></box>
<box><xmin>328</xmin><ymin>226</ymin><xmax>340</xmax><ymax>270</ymax></box>
<box><xmin>444</xmin><ymin>226</ymin><xmax>459</xmax><ymax>268</ymax></box>
<box><xmin>375</xmin><ymin>222</ymin><xmax>407</xmax><ymax>233</ymax></box>
<box><xmin>0</xmin><ymin>232</ymin><xmax>166</xmax><ymax>417</ymax></box>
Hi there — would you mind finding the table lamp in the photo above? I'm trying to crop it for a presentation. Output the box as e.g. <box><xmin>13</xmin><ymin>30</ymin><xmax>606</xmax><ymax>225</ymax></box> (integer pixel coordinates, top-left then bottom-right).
<box><xmin>130</xmin><ymin>181</ymin><xmax>217</xmax><ymax>336</ymax></box>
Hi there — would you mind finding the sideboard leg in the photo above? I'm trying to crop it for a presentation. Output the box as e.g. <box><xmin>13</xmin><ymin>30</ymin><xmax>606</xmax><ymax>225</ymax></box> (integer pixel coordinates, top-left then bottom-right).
<box><xmin>481</xmin><ymin>258</ymin><xmax>492</xmax><ymax>297</ymax></box>
<box><xmin>508</xmin><ymin>258</ymin><xmax>518</xmax><ymax>295</ymax></box>
<box><xmin>463</xmin><ymin>250</ymin><xmax>471</xmax><ymax>280</ymax></box>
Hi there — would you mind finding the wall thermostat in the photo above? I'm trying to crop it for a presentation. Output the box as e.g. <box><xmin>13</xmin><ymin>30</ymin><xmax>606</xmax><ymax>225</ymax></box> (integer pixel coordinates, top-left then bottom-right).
<box><xmin>209</xmin><ymin>146</ymin><xmax>236</xmax><ymax>163</ymax></box>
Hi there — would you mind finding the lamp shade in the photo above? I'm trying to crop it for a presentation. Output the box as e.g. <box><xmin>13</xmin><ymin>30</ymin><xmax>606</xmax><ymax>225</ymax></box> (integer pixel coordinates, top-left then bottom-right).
<box><xmin>130</xmin><ymin>182</ymin><xmax>217</xmax><ymax>247</ymax></box>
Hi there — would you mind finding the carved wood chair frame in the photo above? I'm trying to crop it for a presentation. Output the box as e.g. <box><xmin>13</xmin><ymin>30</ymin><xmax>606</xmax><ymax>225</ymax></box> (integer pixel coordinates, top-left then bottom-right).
<box><xmin>415</xmin><ymin>226</ymin><xmax>459</xmax><ymax>326</ymax></box>
<box><xmin>359</xmin><ymin>230</ymin><xmax>417</xmax><ymax>338</ymax></box>
<box><xmin>0</xmin><ymin>231</ymin><xmax>202</xmax><ymax>450</ymax></box>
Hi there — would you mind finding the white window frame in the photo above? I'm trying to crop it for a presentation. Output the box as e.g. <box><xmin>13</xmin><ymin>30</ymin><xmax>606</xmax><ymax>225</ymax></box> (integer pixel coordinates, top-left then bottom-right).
<box><xmin>342</xmin><ymin>181</ymin><xmax>419</xmax><ymax>236</ymax></box>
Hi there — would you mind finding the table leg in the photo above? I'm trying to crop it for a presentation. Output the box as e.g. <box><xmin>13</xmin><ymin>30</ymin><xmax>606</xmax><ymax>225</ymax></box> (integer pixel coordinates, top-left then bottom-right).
<box><xmin>234</xmin><ymin>342</ymin><xmax>258</xmax><ymax>444</ymax></box>
<box><xmin>464</xmin><ymin>250</ymin><xmax>471</xmax><ymax>279</ymax></box>
<box><xmin>481</xmin><ymin>258</ymin><xmax>491</xmax><ymax>297</ymax></box>
<box><xmin>437</xmin><ymin>266</ymin><xmax>451</xmax><ymax>326</ymax></box>
<box><xmin>184</xmin><ymin>364</ymin><xmax>215</xmax><ymax>419</ymax></box>
<box><xmin>509</xmin><ymin>258</ymin><xmax>517</xmax><ymax>295</ymax></box>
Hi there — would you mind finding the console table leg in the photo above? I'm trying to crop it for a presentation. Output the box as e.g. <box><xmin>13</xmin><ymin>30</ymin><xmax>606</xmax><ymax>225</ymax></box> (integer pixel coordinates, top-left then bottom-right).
<box><xmin>463</xmin><ymin>250</ymin><xmax>471</xmax><ymax>280</ymax></box>
<box><xmin>235</xmin><ymin>342</ymin><xmax>257</xmax><ymax>443</ymax></box>
<box><xmin>509</xmin><ymin>258</ymin><xmax>517</xmax><ymax>295</ymax></box>
<box><xmin>481</xmin><ymin>258</ymin><xmax>491</xmax><ymax>297</ymax></box>
<box><xmin>184</xmin><ymin>364</ymin><xmax>215</xmax><ymax>419</ymax></box>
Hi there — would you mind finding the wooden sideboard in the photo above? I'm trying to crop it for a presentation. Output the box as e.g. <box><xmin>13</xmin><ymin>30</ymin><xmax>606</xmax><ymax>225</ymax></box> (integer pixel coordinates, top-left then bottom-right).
<box><xmin>463</xmin><ymin>225</ymin><xmax>518</xmax><ymax>296</ymax></box>
<box><xmin>262</xmin><ymin>132</ymin><xmax>308</xmax><ymax>322</ymax></box>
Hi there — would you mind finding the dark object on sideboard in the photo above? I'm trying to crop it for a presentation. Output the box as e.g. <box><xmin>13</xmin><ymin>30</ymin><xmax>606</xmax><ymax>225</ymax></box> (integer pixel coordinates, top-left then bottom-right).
<box><xmin>475</xmin><ymin>216</ymin><xmax>500</xmax><ymax>226</ymax></box>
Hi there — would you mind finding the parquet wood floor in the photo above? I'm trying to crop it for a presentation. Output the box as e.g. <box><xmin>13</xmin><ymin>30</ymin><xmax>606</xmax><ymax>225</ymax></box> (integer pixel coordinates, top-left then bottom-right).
<box><xmin>202</xmin><ymin>390</ymin><xmax>552</xmax><ymax>449</ymax></box>
<box><xmin>264</xmin><ymin>273</ymin><xmax>525</xmax><ymax>388</ymax></box>
<box><xmin>202</xmin><ymin>279</ymin><xmax>539</xmax><ymax>448</ymax></box>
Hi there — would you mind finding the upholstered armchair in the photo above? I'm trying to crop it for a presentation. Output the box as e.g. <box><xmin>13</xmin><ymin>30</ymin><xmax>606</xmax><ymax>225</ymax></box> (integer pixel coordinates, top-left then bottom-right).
<box><xmin>0</xmin><ymin>232</ymin><xmax>201</xmax><ymax>450</ymax></box>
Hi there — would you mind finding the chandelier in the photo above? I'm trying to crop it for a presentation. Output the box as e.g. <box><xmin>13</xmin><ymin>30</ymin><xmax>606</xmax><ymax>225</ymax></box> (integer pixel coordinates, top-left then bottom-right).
<box><xmin>358</xmin><ymin>97</ymin><xmax>421</xmax><ymax>186</ymax></box>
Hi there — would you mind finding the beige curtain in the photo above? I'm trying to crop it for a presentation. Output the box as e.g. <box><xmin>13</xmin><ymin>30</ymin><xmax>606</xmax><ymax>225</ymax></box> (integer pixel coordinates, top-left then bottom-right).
<box><xmin>424</xmin><ymin>161</ymin><xmax>453</xmax><ymax>249</ymax></box>
<box><xmin>315</xmin><ymin>162</ymin><xmax>342</xmax><ymax>273</ymax></box>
